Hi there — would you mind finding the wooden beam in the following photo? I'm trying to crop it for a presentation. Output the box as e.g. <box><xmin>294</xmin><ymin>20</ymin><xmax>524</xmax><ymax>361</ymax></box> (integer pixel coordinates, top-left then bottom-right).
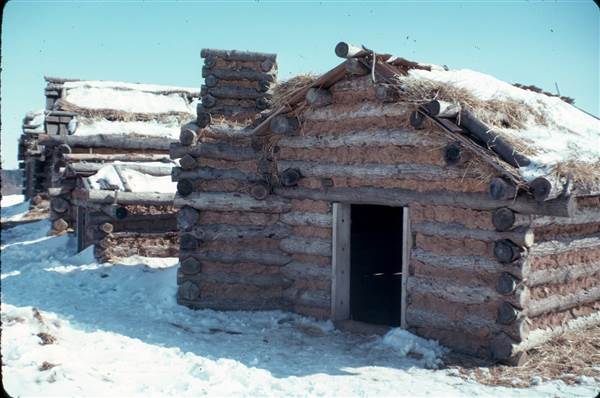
<box><xmin>332</xmin><ymin>202</ymin><xmax>350</xmax><ymax>321</ymax></box>
<box><xmin>273</xmin><ymin>186</ymin><xmax>575</xmax><ymax>217</ymax></box>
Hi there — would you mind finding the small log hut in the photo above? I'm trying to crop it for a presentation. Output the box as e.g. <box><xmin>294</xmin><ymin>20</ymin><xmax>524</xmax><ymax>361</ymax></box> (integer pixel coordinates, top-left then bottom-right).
<box><xmin>70</xmin><ymin>162</ymin><xmax>179</xmax><ymax>262</ymax></box>
<box><xmin>33</xmin><ymin>78</ymin><xmax>200</xmax><ymax>235</ymax></box>
<box><xmin>170</xmin><ymin>44</ymin><xmax>600</xmax><ymax>364</ymax></box>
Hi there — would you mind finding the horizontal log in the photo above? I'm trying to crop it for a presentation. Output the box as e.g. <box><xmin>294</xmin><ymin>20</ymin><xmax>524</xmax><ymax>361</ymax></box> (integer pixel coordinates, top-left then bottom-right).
<box><xmin>69</xmin><ymin>162</ymin><xmax>173</xmax><ymax>177</ymax></box>
<box><xmin>407</xmin><ymin>275</ymin><xmax>503</xmax><ymax>305</ymax></box>
<box><xmin>459</xmin><ymin>110</ymin><xmax>531</xmax><ymax>168</ymax></box>
<box><xmin>334</xmin><ymin>42</ymin><xmax>369</xmax><ymax>59</ymax></box>
<box><xmin>531</xmin><ymin>207</ymin><xmax>600</xmax><ymax>227</ymax></box>
<box><xmin>527</xmin><ymin>285</ymin><xmax>600</xmax><ymax>317</ymax></box>
<box><xmin>184</xmin><ymin>249</ymin><xmax>291</xmax><ymax>266</ymax></box>
<box><xmin>411</xmin><ymin>249</ymin><xmax>528</xmax><ymax>278</ymax></box>
<box><xmin>406</xmin><ymin>306</ymin><xmax>529</xmax><ymax>346</ymax></box>
<box><xmin>63</xmin><ymin>153</ymin><xmax>171</xmax><ymax>162</ymax></box>
<box><xmin>530</xmin><ymin>176</ymin><xmax>566</xmax><ymax>202</ymax></box>
<box><xmin>202</xmin><ymin>85</ymin><xmax>271</xmax><ymax>100</ymax></box>
<box><xmin>169</xmin><ymin>142</ymin><xmax>256</xmax><ymax>161</ymax></box>
<box><xmin>172</xmin><ymin>166</ymin><xmax>259</xmax><ymax>182</ymax></box>
<box><xmin>75</xmin><ymin>189</ymin><xmax>175</xmax><ymax>206</ymax></box>
<box><xmin>280</xmin><ymin>237</ymin><xmax>332</xmax><ymax>257</ymax></box>
<box><xmin>529</xmin><ymin>234</ymin><xmax>600</xmax><ymax>256</ymax></box>
<box><xmin>274</xmin><ymin>186</ymin><xmax>575</xmax><ymax>217</ymax></box>
<box><xmin>174</xmin><ymin>192</ymin><xmax>291</xmax><ymax>213</ymax></box>
<box><xmin>277</xmin><ymin>128</ymin><xmax>438</xmax><ymax>148</ymax></box>
<box><xmin>412</xmin><ymin>221</ymin><xmax>535</xmax><ymax>248</ymax></box>
<box><xmin>423</xmin><ymin>100</ymin><xmax>461</xmax><ymax>118</ymax></box>
<box><xmin>493</xmin><ymin>310</ymin><xmax>600</xmax><ymax>362</ymax></box>
<box><xmin>303</xmin><ymin>101</ymin><xmax>412</xmax><ymax>122</ymax></box>
<box><xmin>201</xmin><ymin>67</ymin><xmax>276</xmax><ymax>83</ymax></box>
<box><xmin>281</xmin><ymin>261</ymin><xmax>331</xmax><ymax>279</ymax></box>
<box><xmin>527</xmin><ymin>261</ymin><xmax>600</xmax><ymax>287</ymax></box>
<box><xmin>191</xmin><ymin>222</ymin><xmax>290</xmax><ymax>241</ymax></box>
<box><xmin>38</xmin><ymin>134</ymin><xmax>172</xmax><ymax>150</ymax></box>
<box><xmin>280</xmin><ymin>211</ymin><xmax>332</xmax><ymax>227</ymax></box>
<box><xmin>181</xmin><ymin>270</ymin><xmax>291</xmax><ymax>289</ymax></box>
<box><xmin>276</xmin><ymin>160</ymin><xmax>477</xmax><ymax>181</ymax></box>
<box><xmin>200</xmin><ymin>48</ymin><xmax>277</xmax><ymax>62</ymax></box>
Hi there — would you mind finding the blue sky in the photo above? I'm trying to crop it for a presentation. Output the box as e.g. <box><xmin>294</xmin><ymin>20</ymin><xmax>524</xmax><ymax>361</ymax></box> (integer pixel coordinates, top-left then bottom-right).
<box><xmin>1</xmin><ymin>0</ymin><xmax>598</xmax><ymax>168</ymax></box>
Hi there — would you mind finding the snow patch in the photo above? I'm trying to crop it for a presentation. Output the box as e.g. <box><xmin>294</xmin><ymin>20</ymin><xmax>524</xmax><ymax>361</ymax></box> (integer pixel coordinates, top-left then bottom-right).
<box><xmin>379</xmin><ymin>328</ymin><xmax>447</xmax><ymax>368</ymax></box>
<box><xmin>73</xmin><ymin>118</ymin><xmax>183</xmax><ymax>138</ymax></box>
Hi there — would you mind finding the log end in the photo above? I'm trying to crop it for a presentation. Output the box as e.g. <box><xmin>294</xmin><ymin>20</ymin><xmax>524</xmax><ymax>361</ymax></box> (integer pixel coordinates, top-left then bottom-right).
<box><xmin>178</xmin><ymin>280</ymin><xmax>200</xmax><ymax>301</ymax></box>
<box><xmin>494</xmin><ymin>239</ymin><xmax>521</xmax><ymax>263</ymax></box>
<box><xmin>177</xmin><ymin>179</ymin><xmax>194</xmax><ymax>197</ymax></box>
<box><xmin>250</xmin><ymin>182</ymin><xmax>271</xmax><ymax>200</ymax></box>
<box><xmin>496</xmin><ymin>272</ymin><xmax>518</xmax><ymax>295</ymax></box>
<box><xmin>497</xmin><ymin>302</ymin><xmax>520</xmax><ymax>325</ymax></box>
<box><xmin>181</xmin><ymin>256</ymin><xmax>202</xmax><ymax>275</ymax></box>
<box><xmin>335</xmin><ymin>42</ymin><xmax>350</xmax><ymax>58</ymax></box>
<box><xmin>443</xmin><ymin>142</ymin><xmax>462</xmax><ymax>166</ymax></box>
<box><xmin>530</xmin><ymin>176</ymin><xmax>552</xmax><ymax>202</ymax></box>
<box><xmin>489</xmin><ymin>177</ymin><xmax>517</xmax><ymax>201</ymax></box>
<box><xmin>280</xmin><ymin>168</ymin><xmax>302</xmax><ymax>187</ymax></box>
<box><xmin>492</xmin><ymin>207</ymin><xmax>515</xmax><ymax>232</ymax></box>
<box><xmin>409</xmin><ymin>111</ymin><xmax>425</xmax><ymax>129</ymax></box>
<box><xmin>180</xmin><ymin>234</ymin><xmax>199</xmax><ymax>251</ymax></box>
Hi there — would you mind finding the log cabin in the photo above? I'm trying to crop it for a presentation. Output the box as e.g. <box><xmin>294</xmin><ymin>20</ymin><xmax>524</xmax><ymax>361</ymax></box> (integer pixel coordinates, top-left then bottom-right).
<box><xmin>180</xmin><ymin>44</ymin><xmax>597</xmax><ymax>363</ymax></box>
<box><xmin>70</xmin><ymin>161</ymin><xmax>179</xmax><ymax>262</ymax></box>
<box><xmin>33</xmin><ymin>78</ymin><xmax>200</xmax><ymax>234</ymax></box>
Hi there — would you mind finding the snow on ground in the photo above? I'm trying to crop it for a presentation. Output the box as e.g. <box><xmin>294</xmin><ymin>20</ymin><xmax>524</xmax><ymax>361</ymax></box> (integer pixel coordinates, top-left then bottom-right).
<box><xmin>408</xmin><ymin>68</ymin><xmax>600</xmax><ymax>184</ymax></box>
<box><xmin>1</xmin><ymin>202</ymin><xmax>597</xmax><ymax>396</ymax></box>
<box><xmin>1</xmin><ymin>194</ymin><xmax>29</xmax><ymax>222</ymax></box>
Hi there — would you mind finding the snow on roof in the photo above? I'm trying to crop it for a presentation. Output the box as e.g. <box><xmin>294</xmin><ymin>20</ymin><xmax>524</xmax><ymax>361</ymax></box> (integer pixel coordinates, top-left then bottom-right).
<box><xmin>409</xmin><ymin>69</ymin><xmax>600</xmax><ymax>179</ymax></box>
<box><xmin>63</xmin><ymin>86</ymin><xmax>196</xmax><ymax>114</ymax></box>
<box><xmin>74</xmin><ymin>119</ymin><xmax>182</xmax><ymax>139</ymax></box>
<box><xmin>54</xmin><ymin>80</ymin><xmax>200</xmax><ymax>138</ymax></box>
<box><xmin>87</xmin><ymin>162</ymin><xmax>176</xmax><ymax>194</ymax></box>
<box><xmin>406</xmin><ymin>68</ymin><xmax>600</xmax><ymax>183</ymax></box>
<box><xmin>22</xmin><ymin>109</ymin><xmax>45</xmax><ymax>133</ymax></box>
<box><xmin>62</xmin><ymin>80</ymin><xmax>199</xmax><ymax>94</ymax></box>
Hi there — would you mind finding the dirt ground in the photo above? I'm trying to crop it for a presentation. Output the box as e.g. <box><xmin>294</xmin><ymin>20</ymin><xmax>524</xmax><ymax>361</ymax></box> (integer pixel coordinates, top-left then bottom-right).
<box><xmin>444</xmin><ymin>325</ymin><xmax>600</xmax><ymax>388</ymax></box>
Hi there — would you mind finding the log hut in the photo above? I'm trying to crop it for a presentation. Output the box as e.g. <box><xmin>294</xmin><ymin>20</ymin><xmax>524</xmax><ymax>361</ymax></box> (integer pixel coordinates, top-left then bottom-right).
<box><xmin>172</xmin><ymin>44</ymin><xmax>599</xmax><ymax>364</ymax></box>
<box><xmin>18</xmin><ymin>109</ymin><xmax>48</xmax><ymax>203</ymax></box>
<box><xmin>70</xmin><ymin>161</ymin><xmax>179</xmax><ymax>262</ymax></box>
<box><xmin>36</xmin><ymin>78</ymin><xmax>200</xmax><ymax>234</ymax></box>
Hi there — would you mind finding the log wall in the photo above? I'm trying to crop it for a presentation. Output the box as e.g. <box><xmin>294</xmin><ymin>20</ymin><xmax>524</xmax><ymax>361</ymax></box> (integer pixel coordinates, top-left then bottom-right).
<box><xmin>77</xmin><ymin>203</ymin><xmax>179</xmax><ymax>262</ymax></box>
<box><xmin>171</xmin><ymin>71</ymin><xmax>600</xmax><ymax>363</ymax></box>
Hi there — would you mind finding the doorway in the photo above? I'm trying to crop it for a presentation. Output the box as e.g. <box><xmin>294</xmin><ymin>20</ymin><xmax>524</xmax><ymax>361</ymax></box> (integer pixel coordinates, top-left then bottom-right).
<box><xmin>349</xmin><ymin>204</ymin><xmax>403</xmax><ymax>326</ymax></box>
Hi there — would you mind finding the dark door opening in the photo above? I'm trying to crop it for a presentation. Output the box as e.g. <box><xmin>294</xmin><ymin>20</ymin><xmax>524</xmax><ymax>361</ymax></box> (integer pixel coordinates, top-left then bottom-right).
<box><xmin>350</xmin><ymin>204</ymin><xmax>403</xmax><ymax>326</ymax></box>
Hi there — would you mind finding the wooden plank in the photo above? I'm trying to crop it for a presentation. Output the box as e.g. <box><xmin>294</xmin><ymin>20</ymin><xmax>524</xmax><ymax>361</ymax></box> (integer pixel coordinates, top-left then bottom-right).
<box><xmin>401</xmin><ymin>206</ymin><xmax>410</xmax><ymax>329</ymax></box>
<box><xmin>332</xmin><ymin>202</ymin><xmax>350</xmax><ymax>321</ymax></box>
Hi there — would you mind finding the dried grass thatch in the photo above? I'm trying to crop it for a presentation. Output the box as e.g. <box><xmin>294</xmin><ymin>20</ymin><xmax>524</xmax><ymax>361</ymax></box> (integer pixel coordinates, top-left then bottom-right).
<box><xmin>272</xmin><ymin>74</ymin><xmax>319</xmax><ymax>109</ymax></box>
<box><xmin>554</xmin><ymin>159</ymin><xmax>600</xmax><ymax>192</ymax></box>
<box><xmin>446</xmin><ymin>325</ymin><xmax>600</xmax><ymax>388</ymax></box>
<box><xmin>56</xmin><ymin>99</ymin><xmax>193</xmax><ymax>123</ymax></box>
<box><xmin>393</xmin><ymin>76</ymin><xmax>547</xmax><ymax>131</ymax></box>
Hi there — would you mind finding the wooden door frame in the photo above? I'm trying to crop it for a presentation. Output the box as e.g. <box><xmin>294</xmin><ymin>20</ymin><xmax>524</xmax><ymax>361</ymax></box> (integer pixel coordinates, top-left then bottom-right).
<box><xmin>331</xmin><ymin>202</ymin><xmax>410</xmax><ymax>328</ymax></box>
